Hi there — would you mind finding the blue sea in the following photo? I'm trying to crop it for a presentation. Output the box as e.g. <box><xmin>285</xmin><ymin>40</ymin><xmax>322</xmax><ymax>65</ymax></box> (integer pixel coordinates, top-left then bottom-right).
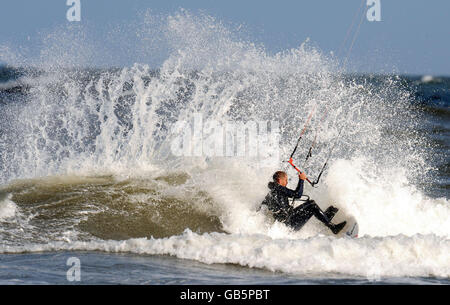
<box><xmin>0</xmin><ymin>12</ymin><xmax>448</xmax><ymax>285</ymax></box>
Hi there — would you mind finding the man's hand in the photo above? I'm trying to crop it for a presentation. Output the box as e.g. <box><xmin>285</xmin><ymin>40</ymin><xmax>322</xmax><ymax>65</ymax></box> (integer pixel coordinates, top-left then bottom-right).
<box><xmin>298</xmin><ymin>171</ymin><xmax>307</xmax><ymax>181</ymax></box>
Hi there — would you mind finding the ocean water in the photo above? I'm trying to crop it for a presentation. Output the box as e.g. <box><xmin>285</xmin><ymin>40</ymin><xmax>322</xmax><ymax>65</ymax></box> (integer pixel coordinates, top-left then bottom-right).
<box><xmin>0</xmin><ymin>11</ymin><xmax>449</xmax><ymax>285</ymax></box>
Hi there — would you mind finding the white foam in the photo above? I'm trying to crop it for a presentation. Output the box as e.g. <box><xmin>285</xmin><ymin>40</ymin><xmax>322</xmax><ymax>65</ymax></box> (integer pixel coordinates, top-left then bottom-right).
<box><xmin>179</xmin><ymin>155</ymin><xmax>450</xmax><ymax>240</ymax></box>
<box><xmin>0</xmin><ymin>193</ymin><xmax>17</xmax><ymax>220</ymax></box>
<box><xmin>315</xmin><ymin>158</ymin><xmax>450</xmax><ymax>237</ymax></box>
<box><xmin>0</xmin><ymin>230</ymin><xmax>448</xmax><ymax>279</ymax></box>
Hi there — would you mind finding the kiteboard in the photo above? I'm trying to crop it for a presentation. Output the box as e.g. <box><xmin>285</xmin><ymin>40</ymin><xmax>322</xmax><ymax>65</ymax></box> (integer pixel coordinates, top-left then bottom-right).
<box><xmin>340</xmin><ymin>216</ymin><xmax>359</xmax><ymax>238</ymax></box>
<box><xmin>345</xmin><ymin>220</ymin><xmax>359</xmax><ymax>238</ymax></box>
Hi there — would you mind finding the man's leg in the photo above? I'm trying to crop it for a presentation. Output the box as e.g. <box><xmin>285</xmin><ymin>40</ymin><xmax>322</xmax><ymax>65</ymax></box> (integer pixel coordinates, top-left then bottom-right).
<box><xmin>324</xmin><ymin>206</ymin><xmax>339</xmax><ymax>220</ymax></box>
<box><xmin>286</xmin><ymin>204</ymin><xmax>314</xmax><ymax>230</ymax></box>
<box><xmin>287</xmin><ymin>200</ymin><xmax>329</xmax><ymax>230</ymax></box>
<box><xmin>288</xmin><ymin>200</ymin><xmax>346</xmax><ymax>234</ymax></box>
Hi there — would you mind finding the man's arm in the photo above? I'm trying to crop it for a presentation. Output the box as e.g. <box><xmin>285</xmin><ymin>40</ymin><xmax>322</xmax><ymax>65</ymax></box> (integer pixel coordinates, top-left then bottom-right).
<box><xmin>277</xmin><ymin>178</ymin><xmax>304</xmax><ymax>199</ymax></box>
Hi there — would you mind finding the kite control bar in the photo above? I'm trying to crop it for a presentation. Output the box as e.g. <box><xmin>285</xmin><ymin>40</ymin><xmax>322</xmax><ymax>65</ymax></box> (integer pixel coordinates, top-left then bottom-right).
<box><xmin>288</xmin><ymin>157</ymin><xmax>316</xmax><ymax>187</ymax></box>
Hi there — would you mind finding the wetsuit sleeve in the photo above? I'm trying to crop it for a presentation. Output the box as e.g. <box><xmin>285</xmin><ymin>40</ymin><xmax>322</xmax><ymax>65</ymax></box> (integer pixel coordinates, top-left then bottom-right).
<box><xmin>277</xmin><ymin>178</ymin><xmax>304</xmax><ymax>199</ymax></box>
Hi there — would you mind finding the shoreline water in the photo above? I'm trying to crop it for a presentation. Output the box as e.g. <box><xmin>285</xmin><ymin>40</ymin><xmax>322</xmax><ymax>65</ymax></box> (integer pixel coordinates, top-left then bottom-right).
<box><xmin>1</xmin><ymin>251</ymin><xmax>448</xmax><ymax>285</ymax></box>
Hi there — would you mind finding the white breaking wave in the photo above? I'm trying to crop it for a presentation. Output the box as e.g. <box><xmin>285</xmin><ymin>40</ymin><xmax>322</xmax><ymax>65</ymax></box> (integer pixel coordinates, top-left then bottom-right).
<box><xmin>181</xmin><ymin>157</ymin><xmax>450</xmax><ymax>239</ymax></box>
<box><xmin>0</xmin><ymin>230</ymin><xmax>448</xmax><ymax>279</ymax></box>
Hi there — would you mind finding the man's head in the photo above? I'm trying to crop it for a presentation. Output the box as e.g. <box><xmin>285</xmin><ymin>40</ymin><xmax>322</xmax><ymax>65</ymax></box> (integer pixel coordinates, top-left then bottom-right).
<box><xmin>273</xmin><ymin>171</ymin><xmax>288</xmax><ymax>186</ymax></box>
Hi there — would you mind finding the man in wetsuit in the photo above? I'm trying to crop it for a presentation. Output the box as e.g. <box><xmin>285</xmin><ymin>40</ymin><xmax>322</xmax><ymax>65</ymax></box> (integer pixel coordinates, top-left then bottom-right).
<box><xmin>260</xmin><ymin>171</ymin><xmax>346</xmax><ymax>234</ymax></box>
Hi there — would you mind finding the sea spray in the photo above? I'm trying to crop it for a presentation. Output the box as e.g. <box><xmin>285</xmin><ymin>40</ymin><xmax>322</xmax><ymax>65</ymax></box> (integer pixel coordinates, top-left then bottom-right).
<box><xmin>0</xmin><ymin>10</ymin><xmax>448</xmax><ymax>279</ymax></box>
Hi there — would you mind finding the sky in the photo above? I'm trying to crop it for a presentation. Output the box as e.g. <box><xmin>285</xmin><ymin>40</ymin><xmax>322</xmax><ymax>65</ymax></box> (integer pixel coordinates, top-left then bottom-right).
<box><xmin>0</xmin><ymin>0</ymin><xmax>449</xmax><ymax>76</ymax></box>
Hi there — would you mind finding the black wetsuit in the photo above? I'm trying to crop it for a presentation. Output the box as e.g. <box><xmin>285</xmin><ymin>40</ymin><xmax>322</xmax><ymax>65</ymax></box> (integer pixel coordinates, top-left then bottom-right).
<box><xmin>260</xmin><ymin>178</ymin><xmax>334</xmax><ymax>231</ymax></box>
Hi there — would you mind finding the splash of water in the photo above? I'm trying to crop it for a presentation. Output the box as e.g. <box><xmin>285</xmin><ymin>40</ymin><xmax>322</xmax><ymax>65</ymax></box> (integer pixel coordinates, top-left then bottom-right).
<box><xmin>0</xmin><ymin>10</ymin><xmax>448</xmax><ymax>278</ymax></box>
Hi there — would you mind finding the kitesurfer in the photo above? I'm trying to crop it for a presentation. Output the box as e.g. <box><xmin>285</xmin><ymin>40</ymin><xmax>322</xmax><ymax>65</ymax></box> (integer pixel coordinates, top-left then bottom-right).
<box><xmin>260</xmin><ymin>171</ymin><xmax>346</xmax><ymax>234</ymax></box>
